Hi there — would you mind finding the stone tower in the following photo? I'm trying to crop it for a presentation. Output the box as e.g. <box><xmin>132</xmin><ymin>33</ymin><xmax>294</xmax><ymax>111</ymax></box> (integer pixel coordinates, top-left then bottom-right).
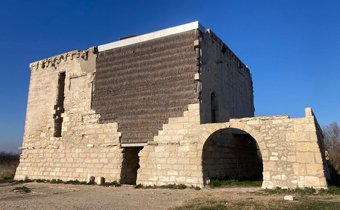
<box><xmin>15</xmin><ymin>22</ymin><xmax>328</xmax><ymax>189</ymax></box>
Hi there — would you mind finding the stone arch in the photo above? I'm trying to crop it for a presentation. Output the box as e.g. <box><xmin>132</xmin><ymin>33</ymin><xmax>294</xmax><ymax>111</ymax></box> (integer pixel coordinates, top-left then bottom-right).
<box><xmin>198</xmin><ymin>122</ymin><xmax>269</xmax><ymax>188</ymax></box>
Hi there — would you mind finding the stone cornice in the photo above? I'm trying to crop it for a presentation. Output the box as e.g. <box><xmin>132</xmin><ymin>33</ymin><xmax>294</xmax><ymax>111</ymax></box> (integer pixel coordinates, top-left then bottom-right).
<box><xmin>29</xmin><ymin>50</ymin><xmax>89</xmax><ymax>71</ymax></box>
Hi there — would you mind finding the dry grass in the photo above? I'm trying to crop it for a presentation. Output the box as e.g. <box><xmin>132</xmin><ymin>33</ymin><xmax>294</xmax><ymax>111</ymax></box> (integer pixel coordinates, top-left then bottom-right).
<box><xmin>174</xmin><ymin>198</ymin><xmax>340</xmax><ymax>210</ymax></box>
<box><xmin>0</xmin><ymin>152</ymin><xmax>19</xmax><ymax>181</ymax></box>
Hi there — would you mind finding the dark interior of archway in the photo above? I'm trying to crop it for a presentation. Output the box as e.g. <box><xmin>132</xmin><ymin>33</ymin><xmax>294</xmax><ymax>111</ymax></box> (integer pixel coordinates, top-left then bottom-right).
<box><xmin>120</xmin><ymin>147</ymin><xmax>143</xmax><ymax>185</ymax></box>
<box><xmin>202</xmin><ymin>128</ymin><xmax>263</xmax><ymax>185</ymax></box>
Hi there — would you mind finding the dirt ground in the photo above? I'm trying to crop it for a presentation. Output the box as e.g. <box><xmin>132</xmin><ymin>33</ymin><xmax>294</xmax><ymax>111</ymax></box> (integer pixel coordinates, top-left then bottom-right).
<box><xmin>1</xmin><ymin>182</ymin><xmax>340</xmax><ymax>210</ymax></box>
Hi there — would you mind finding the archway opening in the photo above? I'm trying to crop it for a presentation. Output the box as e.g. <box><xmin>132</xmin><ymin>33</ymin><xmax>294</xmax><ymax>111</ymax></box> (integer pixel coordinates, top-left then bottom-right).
<box><xmin>120</xmin><ymin>147</ymin><xmax>143</xmax><ymax>185</ymax></box>
<box><xmin>202</xmin><ymin>128</ymin><xmax>263</xmax><ymax>185</ymax></box>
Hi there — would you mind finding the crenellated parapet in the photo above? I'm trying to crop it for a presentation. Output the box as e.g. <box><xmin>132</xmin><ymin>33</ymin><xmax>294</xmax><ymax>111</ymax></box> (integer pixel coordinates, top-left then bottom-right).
<box><xmin>29</xmin><ymin>49</ymin><xmax>90</xmax><ymax>71</ymax></box>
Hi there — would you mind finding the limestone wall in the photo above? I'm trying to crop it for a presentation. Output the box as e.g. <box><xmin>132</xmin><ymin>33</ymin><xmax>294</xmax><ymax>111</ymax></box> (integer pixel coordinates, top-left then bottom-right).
<box><xmin>199</xmin><ymin>30</ymin><xmax>255</xmax><ymax>123</ymax></box>
<box><xmin>15</xmin><ymin>49</ymin><xmax>123</xmax><ymax>183</ymax></box>
<box><xmin>137</xmin><ymin>105</ymin><xmax>328</xmax><ymax>189</ymax></box>
<box><xmin>137</xmin><ymin>104</ymin><xmax>202</xmax><ymax>186</ymax></box>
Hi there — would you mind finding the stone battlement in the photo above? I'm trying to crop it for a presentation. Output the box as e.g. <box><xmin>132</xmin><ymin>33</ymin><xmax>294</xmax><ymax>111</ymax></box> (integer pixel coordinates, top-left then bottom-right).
<box><xmin>29</xmin><ymin>49</ymin><xmax>91</xmax><ymax>71</ymax></box>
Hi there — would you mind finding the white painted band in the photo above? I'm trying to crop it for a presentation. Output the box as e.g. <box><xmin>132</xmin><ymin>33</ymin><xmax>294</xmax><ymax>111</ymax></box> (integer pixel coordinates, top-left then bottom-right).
<box><xmin>98</xmin><ymin>21</ymin><xmax>205</xmax><ymax>52</ymax></box>
<box><xmin>121</xmin><ymin>143</ymin><xmax>148</xmax><ymax>147</ymax></box>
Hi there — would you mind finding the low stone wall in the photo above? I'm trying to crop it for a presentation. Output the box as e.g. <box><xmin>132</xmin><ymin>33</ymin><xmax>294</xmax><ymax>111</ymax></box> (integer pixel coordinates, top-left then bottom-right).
<box><xmin>137</xmin><ymin>104</ymin><xmax>328</xmax><ymax>189</ymax></box>
<box><xmin>137</xmin><ymin>104</ymin><xmax>202</xmax><ymax>186</ymax></box>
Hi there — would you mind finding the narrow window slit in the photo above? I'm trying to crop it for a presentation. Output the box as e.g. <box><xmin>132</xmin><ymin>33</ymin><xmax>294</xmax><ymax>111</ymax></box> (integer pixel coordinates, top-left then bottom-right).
<box><xmin>211</xmin><ymin>92</ymin><xmax>218</xmax><ymax>123</ymax></box>
<box><xmin>54</xmin><ymin>72</ymin><xmax>65</xmax><ymax>137</ymax></box>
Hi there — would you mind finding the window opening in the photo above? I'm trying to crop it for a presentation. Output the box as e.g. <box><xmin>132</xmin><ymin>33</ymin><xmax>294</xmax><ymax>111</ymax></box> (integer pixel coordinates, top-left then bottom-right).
<box><xmin>53</xmin><ymin>72</ymin><xmax>65</xmax><ymax>137</ymax></box>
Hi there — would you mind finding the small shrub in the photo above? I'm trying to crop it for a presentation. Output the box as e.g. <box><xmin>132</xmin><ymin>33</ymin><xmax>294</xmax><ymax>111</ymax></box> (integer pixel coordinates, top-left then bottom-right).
<box><xmin>50</xmin><ymin>179</ymin><xmax>64</xmax><ymax>184</ymax></box>
<box><xmin>190</xmin><ymin>186</ymin><xmax>201</xmax><ymax>190</ymax></box>
<box><xmin>12</xmin><ymin>186</ymin><xmax>31</xmax><ymax>193</ymax></box>
<box><xmin>64</xmin><ymin>180</ymin><xmax>87</xmax><ymax>185</ymax></box>
<box><xmin>17</xmin><ymin>179</ymin><xmax>33</xmax><ymax>183</ymax></box>
<box><xmin>134</xmin><ymin>184</ymin><xmax>144</xmax><ymax>189</ymax></box>
<box><xmin>35</xmin><ymin>179</ymin><xmax>47</xmax><ymax>183</ymax></box>
<box><xmin>134</xmin><ymin>184</ymin><xmax>154</xmax><ymax>189</ymax></box>
<box><xmin>135</xmin><ymin>184</ymin><xmax>188</xmax><ymax>190</ymax></box>
<box><xmin>262</xmin><ymin>187</ymin><xmax>317</xmax><ymax>196</ymax></box>
<box><xmin>319</xmin><ymin>185</ymin><xmax>340</xmax><ymax>195</ymax></box>
<box><xmin>100</xmin><ymin>181</ymin><xmax>121</xmax><ymax>187</ymax></box>
<box><xmin>208</xmin><ymin>179</ymin><xmax>262</xmax><ymax>188</ymax></box>
<box><xmin>160</xmin><ymin>184</ymin><xmax>187</xmax><ymax>189</ymax></box>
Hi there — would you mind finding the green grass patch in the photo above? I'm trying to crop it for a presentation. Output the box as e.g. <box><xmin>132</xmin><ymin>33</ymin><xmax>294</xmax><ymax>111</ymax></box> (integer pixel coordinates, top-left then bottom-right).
<box><xmin>262</xmin><ymin>187</ymin><xmax>317</xmax><ymax>195</ymax></box>
<box><xmin>35</xmin><ymin>179</ymin><xmax>48</xmax><ymax>183</ymax></box>
<box><xmin>16</xmin><ymin>179</ymin><xmax>33</xmax><ymax>183</ymax></box>
<box><xmin>135</xmin><ymin>184</ymin><xmax>200</xmax><ymax>190</ymax></box>
<box><xmin>12</xmin><ymin>186</ymin><xmax>31</xmax><ymax>193</ymax></box>
<box><xmin>160</xmin><ymin>184</ymin><xmax>187</xmax><ymax>189</ymax></box>
<box><xmin>208</xmin><ymin>179</ymin><xmax>262</xmax><ymax>188</ymax></box>
<box><xmin>0</xmin><ymin>177</ymin><xmax>15</xmax><ymax>183</ymax></box>
<box><xmin>34</xmin><ymin>178</ymin><xmax>120</xmax><ymax>186</ymax></box>
<box><xmin>320</xmin><ymin>185</ymin><xmax>340</xmax><ymax>195</ymax></box>
<box><xmin>174</xmin><ymin>199</ymin><xmax>340</xmax><ymax>210</ymax></box>
<box><xmin>64</xmin><ymin>180</ymin><xmax>87</xmax><ymax>185</ymax></box>
<box><xmin>260</xmin><ymin>185</ymin><xmax>340</xmax><ymax>196</ymax></box>
<box><xmin>50</xmin><ymin>179</ymin><xmax>64</xmax><ymax>184</ymax></box>
<box><xmin>100</xmin><ymin>181</ymin><xmax>121</xmax><ymax>187</ymax></box>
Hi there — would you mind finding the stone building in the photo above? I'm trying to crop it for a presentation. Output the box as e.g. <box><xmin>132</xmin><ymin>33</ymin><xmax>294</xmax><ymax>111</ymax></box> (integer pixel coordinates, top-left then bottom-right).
<box><xmin>15</xmin><ymin>21</ymin><xmax>329</xmax><ymax>189</ymax></box>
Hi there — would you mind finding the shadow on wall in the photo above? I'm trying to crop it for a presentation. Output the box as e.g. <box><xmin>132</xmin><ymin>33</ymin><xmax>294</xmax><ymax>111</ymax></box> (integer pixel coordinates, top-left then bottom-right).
<box><xmin>202</xmin><ymin>128</ymin><xmax>263</xmax><ymax>185</ymax></box>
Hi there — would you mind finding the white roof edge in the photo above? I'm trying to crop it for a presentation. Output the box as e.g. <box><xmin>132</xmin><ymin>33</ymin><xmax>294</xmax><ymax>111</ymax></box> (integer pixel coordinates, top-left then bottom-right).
<box><xmin>121</xmin><ymin>143</ymin><xmax>148</xmax><ymax>147</ymax></box>
<box><xmin>97</xmin><ymin>21</ymin><xmax>205</xmax><ymax>52</ymax></box>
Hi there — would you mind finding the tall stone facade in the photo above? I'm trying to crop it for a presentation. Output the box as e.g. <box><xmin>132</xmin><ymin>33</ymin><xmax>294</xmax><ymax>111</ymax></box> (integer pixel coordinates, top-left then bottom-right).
<box><xmin>15</xmin><ymin>21</ymin><xmax>329</xmax><ymax>189</ymax></box>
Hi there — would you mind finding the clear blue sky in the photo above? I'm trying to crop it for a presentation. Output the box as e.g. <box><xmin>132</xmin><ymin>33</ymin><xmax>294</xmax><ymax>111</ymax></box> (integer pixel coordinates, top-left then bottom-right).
<box><xmin>0</xmin><ymin>0</ymin><xmax>339</xmax><ymax>153</ymax></box>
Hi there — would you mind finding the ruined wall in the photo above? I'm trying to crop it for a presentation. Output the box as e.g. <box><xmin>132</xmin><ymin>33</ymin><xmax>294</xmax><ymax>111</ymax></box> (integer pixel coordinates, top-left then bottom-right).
<box><xmin>92</xmin><ymin>30</ymin><xmax>200</xmax><ymax>144</ymax></box>
<box><xmin>138</xmin><ymin>104</ymin><xmax>202</xmax><ymax>186</ymax></box>
<box><xmin>199</xmin><ymin>30</ymin><xmax>255</xmax><ymax>123</ymax></box>
<box><xmin>15</xmin><ymin>49</ymin><xmax>123</xmax><ymax>183</ymax></box>
<box><xmin>138</xmin><ymin>106</ymin><xmax>328</xmax><ymax>189</ymax></box>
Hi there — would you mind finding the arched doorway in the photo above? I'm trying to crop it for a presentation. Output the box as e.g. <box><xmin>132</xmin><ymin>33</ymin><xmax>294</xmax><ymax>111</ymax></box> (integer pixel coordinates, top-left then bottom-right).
<box><xmin>202</xmin><ymin>128</ymin><xmax>263</xmax><ymax>185</ymax></box>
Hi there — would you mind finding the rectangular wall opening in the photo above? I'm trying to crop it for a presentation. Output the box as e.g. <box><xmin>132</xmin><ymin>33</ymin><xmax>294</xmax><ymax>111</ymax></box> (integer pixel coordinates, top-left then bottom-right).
<box><xmin>120</xmin><ymin>147</ymin><xmax>143</xmax><ymax>185</ymax></box>
<box><xmin>53</xmin><ymin>72</ymin><xmax>66</xmax><ymax>137</ymax></box>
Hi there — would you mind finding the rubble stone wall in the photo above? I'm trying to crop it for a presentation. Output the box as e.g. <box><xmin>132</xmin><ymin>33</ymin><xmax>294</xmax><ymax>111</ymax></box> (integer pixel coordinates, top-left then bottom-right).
<box><xmin>137</xmin><ymin>104</ymin><xmax>328</xmax><ymax>189</ymax></box>
<box><xmin>15</xmin><ymin>49</ymin><xmax>123</xmax><ymax>183</ymax></box>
